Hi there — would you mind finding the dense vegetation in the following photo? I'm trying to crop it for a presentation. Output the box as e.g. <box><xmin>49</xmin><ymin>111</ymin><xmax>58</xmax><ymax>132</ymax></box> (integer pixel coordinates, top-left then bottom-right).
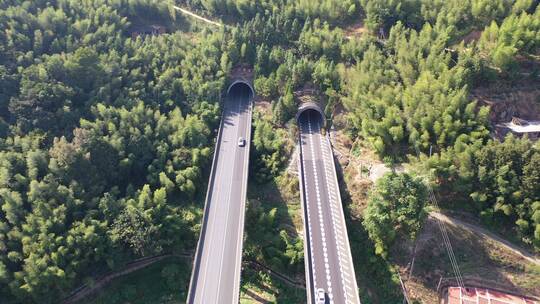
<box><xmin>82</xmin><ymin>256</ymin><xmax>191</xmax><ymax>304</ymax></box>
<box><xmin>183</xmin><ymin>0</ymin><xmax>360</xmax><ymax>24</ymax></box>
<box><xmin>360</xmin><ymin>0</ymin><xmax>534</xmax><ymax>33</ymax></box>
<box><xmin>1</xmin><ymin>0</ymin><xmax>539</xmax><ymax>302</ymax></box>
<box><xmin>363</xmin><ymin>172</ymin><xmax>428</xmax><ymax>258</ymax></box>
<box><xmin>251</xmin><ymin>111</ymin><xmax>291</xmax><ymax>183</ymax></box>
<box><xmin>340</xmin><ymin>0</ymin><xmax>540</xmax><ymax>254</ymax></box>
<box><xmin>423</xmin><ymin>136</ymin><xmax>540</xmax><ymax>248</ymax></box>
<box><xmin>479</xmin><ymin>6</ymin><xmax>540</xmax><ymax>71</ymax></box>
<box><xmin>0</xmin><ymin>0</ymin><xmax>232</xmax><ymax>302</ymax></box>
<box><xmin>342</xmin><ymin>22</ymin><xmax>491</xmax><ymax>157</ymax></box>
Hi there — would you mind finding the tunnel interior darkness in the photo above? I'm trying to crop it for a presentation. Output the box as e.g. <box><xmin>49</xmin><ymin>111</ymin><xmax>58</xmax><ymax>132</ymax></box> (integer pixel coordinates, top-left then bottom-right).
<box><xmin>297</xmin><ymin>107</ymin><xmax>325</xmax><ymax>127</ymax></box>
<box><xmin>227</xmin><ymin>81</ymin><xmax>254</xmax><ymax>99</ymax></box>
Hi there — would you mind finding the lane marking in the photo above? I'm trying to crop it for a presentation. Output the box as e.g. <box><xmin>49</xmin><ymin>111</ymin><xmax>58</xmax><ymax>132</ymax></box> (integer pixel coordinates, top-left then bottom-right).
<box><xmin>215</xmin><ymin>96</ymin><xmax>241</xmax><ymax>301</ymax></box>
<box><xmin>307</xmin><ymin>113</ymin><xmax>333</xmax><ymax>301</ymax></box>
<box><xmin>300</xmin><ymin>118</ymin><xmax>318</xmax><ymax>292</ymax></box>
<box><xmin>198</xmin><ymin>104</ymin><xmax>231</xmax><ymax>301</ymax></box>
<box><xmin>301</xmin><ymin>112</ymin><xmax>360</xmax><ymax>304</ymax></box>
<box><xmin>322</xmin><ymin>129</ymin><xmax>361</xmax><ymax>304</ymax></box>
<box><xmin>232</xmin><ymin>91</ymin><xmax>252</xmax><ymax>301</ymax></box>
<box><xmin>317</xmin><ymin>119</ymin><xmax>349</xmax><ymax>304</ymax></box>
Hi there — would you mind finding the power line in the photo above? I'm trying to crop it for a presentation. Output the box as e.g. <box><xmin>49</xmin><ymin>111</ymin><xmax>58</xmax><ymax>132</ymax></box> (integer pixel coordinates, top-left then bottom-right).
<box><xmin>410</xmin><ymin>142</ymin><xmax>465</xmax><ymax>289</ymax></box>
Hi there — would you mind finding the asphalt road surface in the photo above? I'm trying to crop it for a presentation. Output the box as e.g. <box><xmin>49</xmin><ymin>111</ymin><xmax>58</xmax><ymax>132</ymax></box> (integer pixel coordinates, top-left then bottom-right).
<box><xmin>299</xmin><ymin>110</ymin><xmax>361</xmax><ymax>304</ymax></box>
<box><xmin>187</xmin><ymin>84</ymin><xmax>252</xmax><ymax>304</ymax></box>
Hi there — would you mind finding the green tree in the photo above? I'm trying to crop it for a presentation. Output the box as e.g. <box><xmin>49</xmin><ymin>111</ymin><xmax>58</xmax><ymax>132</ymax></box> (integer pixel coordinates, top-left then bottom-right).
<box><xmin>363</xmin><ymin>172</ymin><xmax>428</xmax><ymax>257</ymax></box>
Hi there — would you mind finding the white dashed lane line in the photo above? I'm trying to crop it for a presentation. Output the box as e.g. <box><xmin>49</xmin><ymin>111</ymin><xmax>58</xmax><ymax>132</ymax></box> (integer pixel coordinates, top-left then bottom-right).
<box><xmin>308</xmin><ymin>115</ymin><xmax>334</xmax><ymax>302</ymax></box>
<box><xmin>301</xmin><ymin>113</ymin><xmax>360</xmax><ymax>304</ymax></box>
<box><xmin>317</xmin><ymin>119</ymin><xmax>353</xmax><ymax>304</ymax></box>
<box><xmin>300</xmin><ymin>122</ymin><xmax>318</xmax><ymax>291</ymax></box>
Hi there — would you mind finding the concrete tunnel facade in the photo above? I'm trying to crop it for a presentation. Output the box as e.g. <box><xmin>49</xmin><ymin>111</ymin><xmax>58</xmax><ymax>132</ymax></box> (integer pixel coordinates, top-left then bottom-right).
<box><xmin>226</xmin><ymin>80</ymin><xmax>255</xmax><ymax>99</ymax></box>
<box><xmin>296</xmin><ymin>101</ymin><xmax>326</xmax><ymax>127</ymax></box>
<box><xmin>227</xmin><ymin>80</ymin><xmax>326</xmax><ymax>128</ymax></box>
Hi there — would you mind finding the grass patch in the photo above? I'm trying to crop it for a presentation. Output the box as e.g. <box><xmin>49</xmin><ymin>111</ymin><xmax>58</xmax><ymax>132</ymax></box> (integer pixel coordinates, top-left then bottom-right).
<box><xmin>391</xmin><ymin>216</ymin><xmax>540</xmax><ymax>302</ymax></box>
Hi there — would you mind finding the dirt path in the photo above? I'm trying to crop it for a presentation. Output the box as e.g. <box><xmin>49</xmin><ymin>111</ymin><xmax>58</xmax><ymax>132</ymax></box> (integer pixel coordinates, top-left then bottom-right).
<box><xmin>173</xmin><ymin>6</ymin><xmax>222</xmax><ymax>27</ymax></box>
<box><xmin>431</xmin><ymin>212</ymin><xmax>540</xmax><ymax>266</ymax></box>
<box><xmin>63</xmin><ymin>255</ymin><xmax>176</xmax><ymax>304</ymax></box>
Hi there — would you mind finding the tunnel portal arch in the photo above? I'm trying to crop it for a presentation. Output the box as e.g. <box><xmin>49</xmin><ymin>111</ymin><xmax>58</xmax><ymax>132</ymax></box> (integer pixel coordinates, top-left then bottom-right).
<box><xmin>227</xmin><ymin>80</ymin><xmax>254</xmax><ymax>99</ymax></box>
<box><xmin>296</xmin><ymin>102</ymin><xmax>325</xmax><ymax>127</ymax></box>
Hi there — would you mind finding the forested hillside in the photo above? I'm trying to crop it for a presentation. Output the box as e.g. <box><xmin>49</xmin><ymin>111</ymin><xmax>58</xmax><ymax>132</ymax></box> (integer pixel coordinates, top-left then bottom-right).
<box><xmin>1</xmin><ymin>0</ymin><xmax>539</xmax><ymax>302</ymax></box>
<box><xmin>184</xmin><ymin>0</ymin><xmax>359</xmax><ymax>24</ymax></box>
<box><xmin>0</xmin><ymin>0</ymin><xmax>231</xmax><ymax>302</ymax></box>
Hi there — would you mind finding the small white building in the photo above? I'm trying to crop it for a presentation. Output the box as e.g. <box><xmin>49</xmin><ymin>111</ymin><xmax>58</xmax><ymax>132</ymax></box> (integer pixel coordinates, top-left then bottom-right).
<box><xmin>496</xmin><ymin>117</ymin><xmax>540</xmax><ymax>141</ymax></box>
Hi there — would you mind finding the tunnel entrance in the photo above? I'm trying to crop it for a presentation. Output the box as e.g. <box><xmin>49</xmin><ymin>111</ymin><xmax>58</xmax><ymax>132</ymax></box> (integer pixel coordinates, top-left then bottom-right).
<box><xmin>296</xmin><ymin>103</ymin><xmax>325</xmax><ymax>127</ymax></box>
<box><xmin>227</xmin><ymin>81</ymin><xmax>254</xmax><ymax>99</ymax></box>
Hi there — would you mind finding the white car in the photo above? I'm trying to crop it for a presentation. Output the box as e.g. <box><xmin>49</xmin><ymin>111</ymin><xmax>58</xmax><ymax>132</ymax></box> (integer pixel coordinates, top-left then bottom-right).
<box><xmin>238</xmin><ymin>137</ymin><xmax>246</xmax><ymax>147</ymax></box>
<box><xmin>316</xmin><ymin>288</ymin><xmax>326</xmax><ymax>304</ymax></box>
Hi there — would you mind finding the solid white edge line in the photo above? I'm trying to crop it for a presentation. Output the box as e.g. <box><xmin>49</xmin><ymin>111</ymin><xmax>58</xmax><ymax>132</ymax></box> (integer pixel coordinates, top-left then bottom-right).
<box><xmin>215</xmin><ymin>102</ymin><xmax>238</xmax><ymax>301</ymax></box>
<box><xmin>299</xmin><ymin>118</ymin><xmax>317</xmax><ymax>304</ymax></box>
<box><xmin>318</xmin><ymin>121</ymin><xmax>349</xmax><ymax>303</ymax></box>
<box><xmin>232</xmin><ymin>91</ymin><xmax>252</xmax><ymax>303</ymax></box>
<box><xmin>324</xmin><ymin>131</ymin><xmax>361</xmax><ymax>303</ymax></box>
<box><xmin>186</xmin><ymin>97</ymin><xmax>225</xmax><ymax>303</ymax></box>
<box><xmin>308</xmin><ymin>115</ymin><xmax>333</xmax><ymax>300</ymax></box>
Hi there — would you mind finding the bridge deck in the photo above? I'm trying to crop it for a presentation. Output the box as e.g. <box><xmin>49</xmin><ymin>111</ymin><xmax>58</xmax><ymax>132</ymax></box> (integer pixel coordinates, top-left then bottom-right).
<box><xmin>187</xmin><ymin>85</ymin><xmax>253</xmax><ymax>304</ymax></box>
<box><xmin>298</xmin><ymin>111</ymin><xmax>361</xmax><ymax>304</ymax></box>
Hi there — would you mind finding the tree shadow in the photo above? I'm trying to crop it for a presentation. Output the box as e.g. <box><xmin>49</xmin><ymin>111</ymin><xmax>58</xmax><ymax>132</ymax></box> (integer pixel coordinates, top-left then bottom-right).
<box><xmin>334</xmin><ymin>157</ymin><xmax>403</xmax><ymax>304</ymax></box>
<box><xmin>80</xmin><ymin>256</ymin><xmax>191</xmax><ymax>304</ymax></box>
<box><xmin>401</xmin><ymin>215</ymin><xmax>532</xmax><ymax>300</ymax></box>
<box><xmin>242</xmin><ymin>175</ymin><xmax>306</xmax><ymax>303</ymax></box>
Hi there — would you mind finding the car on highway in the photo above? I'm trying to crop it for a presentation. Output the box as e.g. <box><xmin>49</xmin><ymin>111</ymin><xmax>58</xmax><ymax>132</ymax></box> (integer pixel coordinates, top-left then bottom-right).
<box><xmin>238</xmin><ymin>137</ymin><xmax>246</xmax><ymax>147</ymax></box>
<box><xmin>316</xmin><ymin>288</ymin><xmax>326</xmax><ymax>304</ymax></box>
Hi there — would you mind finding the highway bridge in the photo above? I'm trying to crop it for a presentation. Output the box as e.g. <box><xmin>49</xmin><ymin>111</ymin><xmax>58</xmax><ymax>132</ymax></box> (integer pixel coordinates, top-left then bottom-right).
<box><xmin>297</xmin><ymin>105</ymin><xmax>361</xmax><ymax>304</ymax></box>
<box><xmin>187</xmin><ymin>81</ymin><xmax>360</xmax><ymax>303</ymax></box>
<box><xmin>186</xmin><ymin>81</ymin><xmax>254</xmax><ymax>304</ymax></box>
